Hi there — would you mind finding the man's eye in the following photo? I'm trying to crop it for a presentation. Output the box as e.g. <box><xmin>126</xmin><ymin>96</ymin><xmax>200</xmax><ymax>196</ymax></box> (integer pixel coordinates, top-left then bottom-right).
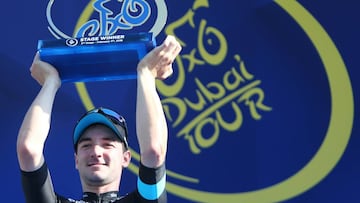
<box><xmin>80</xmin><ymin>143</ymin><xmax>91</xmax><ymax>148</ymax></box>
<box><xmin>104</xmin><ymin>143</ymin><xmax>115</xmax><ymax>148</ymax></box>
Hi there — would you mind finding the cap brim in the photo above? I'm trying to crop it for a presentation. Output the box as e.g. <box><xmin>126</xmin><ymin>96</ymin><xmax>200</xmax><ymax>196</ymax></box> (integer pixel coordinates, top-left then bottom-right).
<box><xmin>73</xmin><ymin>113</ymin><xmax>121</xmax><ymax>145</ymax></box>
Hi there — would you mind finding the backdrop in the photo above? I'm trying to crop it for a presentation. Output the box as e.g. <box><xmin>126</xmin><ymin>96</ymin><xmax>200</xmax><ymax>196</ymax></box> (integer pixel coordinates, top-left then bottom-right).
<box><xmin>1</xmin><ymin>0</ymin><xmax>359</xmax><ymax>202</ymax></box>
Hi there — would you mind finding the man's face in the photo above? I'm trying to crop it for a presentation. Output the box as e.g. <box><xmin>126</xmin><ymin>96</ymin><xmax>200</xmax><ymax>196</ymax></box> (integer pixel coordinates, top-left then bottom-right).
<box><xmin>75</xmin><ymin>124</ymin><xmax>131</xmax><ymax>187</ymax></box>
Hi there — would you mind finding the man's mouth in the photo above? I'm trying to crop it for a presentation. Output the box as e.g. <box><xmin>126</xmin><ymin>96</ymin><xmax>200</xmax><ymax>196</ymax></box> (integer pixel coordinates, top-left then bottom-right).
<box><xmin>88</xmin><ymin>162</ymin><xmax>106</xmax><ymax>166</ymax></box>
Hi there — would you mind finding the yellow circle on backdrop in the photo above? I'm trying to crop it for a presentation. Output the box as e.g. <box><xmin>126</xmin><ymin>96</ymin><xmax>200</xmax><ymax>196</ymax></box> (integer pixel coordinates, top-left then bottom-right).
<box><xmin>74</xmin><ymin>0</ymin><xmax>354</xmax><ymax>202</ymax></box>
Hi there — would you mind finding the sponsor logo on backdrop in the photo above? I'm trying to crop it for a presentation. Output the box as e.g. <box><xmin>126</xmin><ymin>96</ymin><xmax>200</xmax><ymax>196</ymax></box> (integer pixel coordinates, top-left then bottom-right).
<box><xmin>161</xmin><ymin>1</ymin><xmax>272</xmax><ymax>154</ymax></box>
<box><xmin>45</xmin><ymin>0</ymin><xmax>353</xmax><ymax>202</ymax></box>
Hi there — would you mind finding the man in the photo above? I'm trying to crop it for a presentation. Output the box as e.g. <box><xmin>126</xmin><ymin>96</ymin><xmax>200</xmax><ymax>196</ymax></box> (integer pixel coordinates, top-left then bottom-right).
<box><xmin>17</xmin><ymin>35</ymin><xmax>181</xmax><ymax>203</ymax></box>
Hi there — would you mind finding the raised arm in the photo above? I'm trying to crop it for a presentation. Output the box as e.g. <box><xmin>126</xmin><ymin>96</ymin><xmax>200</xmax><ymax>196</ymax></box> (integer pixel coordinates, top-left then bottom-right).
<box><xmin>17</xmin><ymin>53</ymin><xmax>61</xmax><ymax>172</ymax></box>
<box><xmin>136</xmin><ymin>36</ymin><xmax>181</xmax><ymax>168</ymax></box>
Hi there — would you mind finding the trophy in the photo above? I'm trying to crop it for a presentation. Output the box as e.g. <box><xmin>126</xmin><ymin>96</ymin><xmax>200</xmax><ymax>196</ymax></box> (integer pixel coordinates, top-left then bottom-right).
<box><xmin>37</xmin><ymin>32</ymin><xmax>156</xmax><ymax>83</ymax></box>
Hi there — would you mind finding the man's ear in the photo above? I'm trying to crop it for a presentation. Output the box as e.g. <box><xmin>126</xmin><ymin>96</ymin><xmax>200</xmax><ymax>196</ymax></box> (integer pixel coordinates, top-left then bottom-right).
<box><xmin>122</xmin><ymin>151</ymin><xmax>131</xmax><ymax>168</ymax></box>
<box><xmin>74</xmin><ymin>153</ymin><xmax>79</xmax><ymax>169</ymax></box>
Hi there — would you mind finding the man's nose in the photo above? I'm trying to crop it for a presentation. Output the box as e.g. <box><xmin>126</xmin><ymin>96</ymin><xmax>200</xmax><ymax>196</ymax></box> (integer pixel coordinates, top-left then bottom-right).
<box><xmin>90</xmin><ymin>145</ymin><xmax>103</xmax><ymax>157</ymax></box>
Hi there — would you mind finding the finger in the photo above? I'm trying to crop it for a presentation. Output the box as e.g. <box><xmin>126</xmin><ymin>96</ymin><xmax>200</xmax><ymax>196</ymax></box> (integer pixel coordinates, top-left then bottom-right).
<box><xmin>157</xmin><ymin>65</ymin><xmax>173</xmax><ymax>80</ymax></box>
<box><xmin>160</xmin><ymin>36</ymin><xmax>179</xmax><ymax>57</ymax></box>
<box><xmin>172</xmin><ymin>40</ymin><xmax>182</xmax><ymax>57</ymax></box>
<box><xmin>145</xmin><ymin>44</ymin><xmax>164</xmax><ymax>66</ymax></box>
<box><xmin>32</xmin><ymin>52</ymin><xmax>43</xmax><ymax>66</ymax></box>
<box><xmin>161</xmin><ymin>45</ymin><xmax>180</xmax><ymax>65</ymax></box>
<box><xmin>164</xmin><ymin>36</ymin><xmax>181</xmax><ymax>65</ymax></box>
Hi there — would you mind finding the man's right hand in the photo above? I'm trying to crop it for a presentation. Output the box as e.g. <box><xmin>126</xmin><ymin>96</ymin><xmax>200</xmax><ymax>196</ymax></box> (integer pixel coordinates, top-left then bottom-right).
<box><xmin>30</xmin><ymin>52</ymin><xmax>61</xmax><ymax>89</ymax></box>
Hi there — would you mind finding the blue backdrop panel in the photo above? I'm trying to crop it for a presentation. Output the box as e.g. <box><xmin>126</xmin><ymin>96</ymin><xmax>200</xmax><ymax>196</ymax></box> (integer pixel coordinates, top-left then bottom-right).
<box><xmin>1</xmin><ymin>0</ymin><xmax>359</xmax><ymax>202</ymax></box>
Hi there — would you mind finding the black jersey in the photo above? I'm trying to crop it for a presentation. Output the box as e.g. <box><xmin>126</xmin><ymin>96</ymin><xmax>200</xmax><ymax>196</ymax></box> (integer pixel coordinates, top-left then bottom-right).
<box><xmin>21</xmin><ymin>162</ymin><xmax>167</xmax><ymax>203</ymax></box>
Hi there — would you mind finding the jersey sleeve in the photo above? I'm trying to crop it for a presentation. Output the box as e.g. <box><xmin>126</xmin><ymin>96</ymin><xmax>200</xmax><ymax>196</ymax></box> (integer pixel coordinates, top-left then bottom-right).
<box><xmin>21</xmin><ymin>162</ymin><xmax>58</xmax><ymax>203</ymax></box>
<box><xmin>136</xmin><ymin>162</ymin><xmax>167</xmax><ymax>202</ymax></box>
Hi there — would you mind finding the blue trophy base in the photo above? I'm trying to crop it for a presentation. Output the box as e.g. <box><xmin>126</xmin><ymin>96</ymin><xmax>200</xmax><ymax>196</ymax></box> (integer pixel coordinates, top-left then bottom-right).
<box><xmin>37</xmin><ymin>33</ymin><xmax>156</xmax><ymax>83</ymax></box>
